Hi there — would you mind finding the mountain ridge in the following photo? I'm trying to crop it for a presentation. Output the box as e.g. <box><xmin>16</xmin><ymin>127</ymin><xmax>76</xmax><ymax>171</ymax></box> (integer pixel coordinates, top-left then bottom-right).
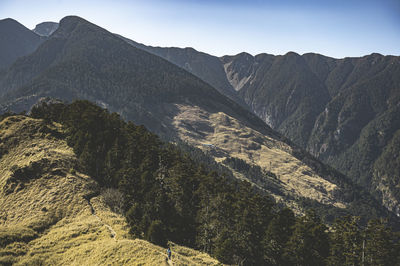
<box><xmin>0</xmin><ymin>113</ymin><xmax>221</xmax><ymax>265</ymax></box>
<box><xmin>0</xmin><ymin>16</ymin><xmax>397</xmax><ymax>223</ymax></box>
<box><xmin>122</xmin><ymin>39</ymin><xmax>400</xmax><ymax>216</ymax></box>
<box><xmin>0</xmin><ymin>18</ymin><xmax>44</xmax><ymax>70</ymax></box>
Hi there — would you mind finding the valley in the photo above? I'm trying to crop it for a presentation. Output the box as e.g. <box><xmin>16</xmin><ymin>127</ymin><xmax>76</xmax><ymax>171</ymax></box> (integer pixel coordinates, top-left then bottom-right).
<box><xmin>0</xmin><ymin>13</ymin><xmax>399</xmax><ymax>265</ymax></box>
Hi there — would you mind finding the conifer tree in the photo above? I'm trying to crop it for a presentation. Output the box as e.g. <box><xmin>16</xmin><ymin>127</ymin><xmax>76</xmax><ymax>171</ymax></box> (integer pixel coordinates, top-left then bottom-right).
<box><xmin>284</xmin><ymin>210</ymin><xmax>330</xmax><ymax>266</ymax></box>
<box><xmin>328</xmin><ymin>216</ymin><xmax>362</xmax><ymax>266</ymax></box>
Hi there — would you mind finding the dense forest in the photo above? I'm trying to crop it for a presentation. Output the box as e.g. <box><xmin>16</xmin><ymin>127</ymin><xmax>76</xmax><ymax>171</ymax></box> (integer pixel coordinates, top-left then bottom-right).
<box><xmin>23</xmin><ymin>100</ymin><xmax>400</xmax><ymax>265</ymax></box>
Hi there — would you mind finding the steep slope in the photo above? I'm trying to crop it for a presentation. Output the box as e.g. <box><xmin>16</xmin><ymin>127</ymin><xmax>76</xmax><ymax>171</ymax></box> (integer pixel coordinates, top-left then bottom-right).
<box><xmin>0</xmin><ymin>16</ymin><xmax>394</xmax><ymax>223</ymax></box>
<box><xmin>121</xmin><ymin>37</ymin><xmax>247</xmax><ymax>107</ymax></box>
<box><xmin>0</xmin><ymin>18</ymin><xmax>44</xmax><ymax>70</ymax></box>
<box><xmin>33</xmin><ymin>21</ymin><xmax>59</xmax><ymax>36</ymax></box>
<box><xmin>222</xmin><ymin>52</ymin><xmax>400</xmax><ymax>215</ymax></box>
<box><xmin>223</xmin><ymin>52</ymin><xmax>331</xmax><ymax>147</ymax></box>
<box><xmin>0</xmin><ymin>115</ymin><xmax>220</xmax><ymax>265</ymax></box>
<box><xmin>133</xmin><ymin>43</ymin><xmax>400</xmax><ymax>216</ymax></box>
<box><xmin>0</xmin><ymin>16</ymin><xmax>267</xmax><ymax>139</ymax></box>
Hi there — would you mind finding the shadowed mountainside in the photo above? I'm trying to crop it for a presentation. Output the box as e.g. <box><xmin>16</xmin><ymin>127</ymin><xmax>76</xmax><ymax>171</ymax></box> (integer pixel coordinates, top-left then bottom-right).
<box><xmin>0</xmin><ymin>18</ymin><xmax>44</xmax><ymax>70</ymax></box>
<box><xmin>122</xmin><ymin>39</ymin><xmax>400</xmax><ymax>216</ymax></box>
<box><xmin>0</xmin><ymin>16</ymin><xmax>396</xmax><ymax>223</ymax></box>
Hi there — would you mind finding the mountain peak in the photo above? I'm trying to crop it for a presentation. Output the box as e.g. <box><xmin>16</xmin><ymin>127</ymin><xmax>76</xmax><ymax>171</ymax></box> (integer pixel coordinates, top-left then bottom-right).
<box><xmin>0</xmin><ymin>17</ymin><xmax>44</xmax><ymax>69</ymax></box>
<box><xmin>53</xmin><ymin>16</ymin><xmax>101</xmax><ymax>38</ymax></box>
<box><xmin>60</xmin><ymin>15</ymin><xmax>87</xmax><ymax>23</ymax></box>
<box><xmin>0</xmin><ymin>17</ymin><xmax>17</xmax><ymax>23</ymax></box>
<box><xmin>284</xmin><ymin>51</ymin><xmax>300</xmax><ymax>57</ymax></box>
<box><xmin>58</xmin><ymin>15</ymin><xmax>89</xmax><ymax>29</ymax></box>
<box><xmin>236</xmin><ymin>51</ymin><xmax>254</xmax><ymax>59</ymax></box>
<box><xmin>33</xmin><ymin>21</ymin><xmax>58</xmax><ymax>36</ymax></box>
<box><xmin>0</xmin><ymin>17</ymin><xmax>29</xmax><ymax>31</ymax></box>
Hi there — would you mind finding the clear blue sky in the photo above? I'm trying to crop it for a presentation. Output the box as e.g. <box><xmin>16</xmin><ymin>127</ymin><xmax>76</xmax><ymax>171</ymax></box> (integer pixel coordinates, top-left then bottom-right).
<box><xmin>1</xmin><ymin>0</ymin><xmax>399</xmax><ymax>58</ymax></box>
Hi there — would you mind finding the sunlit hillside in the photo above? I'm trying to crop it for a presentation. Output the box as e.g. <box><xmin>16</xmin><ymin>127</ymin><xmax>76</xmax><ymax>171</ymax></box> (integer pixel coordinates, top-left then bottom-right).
<box><xmin>0</xmin><ymin>115</ymin><xmax>220</xmax><ymax>265</ymax></box>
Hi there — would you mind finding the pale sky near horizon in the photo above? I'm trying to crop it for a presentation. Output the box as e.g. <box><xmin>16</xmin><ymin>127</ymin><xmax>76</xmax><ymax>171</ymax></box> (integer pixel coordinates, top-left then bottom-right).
<box><xmin>0</xmin><ymin>0</ymin><xmax>399</xmax><ymax>58</ymax></box>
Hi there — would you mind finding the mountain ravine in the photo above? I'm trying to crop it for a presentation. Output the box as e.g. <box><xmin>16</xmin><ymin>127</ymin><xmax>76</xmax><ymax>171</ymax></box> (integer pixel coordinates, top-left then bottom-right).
<box><xmin>121</xmin><ymin>40</ymin><xmax>400</xmax><ymax>217</ymax></box>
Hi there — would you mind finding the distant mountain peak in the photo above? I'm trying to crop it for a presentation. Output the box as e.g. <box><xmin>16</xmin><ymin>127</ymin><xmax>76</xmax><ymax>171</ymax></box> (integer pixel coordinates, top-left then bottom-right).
<box><xmin>0</xmin><ymin>17</ymin><xmax>18</xmax><ymax>23</ymax></box>
<box><xmin>59</xmin><ymin>15</ymin><xmax>90</xmax><ymax>27</ymax></box>
<box><xmin>284</xmin><ymin>51</ymin><xmax>301</xmax><ymax>57</ymax></box>
<box><xmin>0</xmin><ymin>17</ymin><xmax>44</xmax><ymax>69</ymax></box>
<box><xmin>0</xmin><ymin>17</ymin><xmax>30</xmax><ymax>30</ymax></box>
<box><xmin>33</xmin><ymin>21</ymin><xmax>58</xmax><ymax>36</ymax></box>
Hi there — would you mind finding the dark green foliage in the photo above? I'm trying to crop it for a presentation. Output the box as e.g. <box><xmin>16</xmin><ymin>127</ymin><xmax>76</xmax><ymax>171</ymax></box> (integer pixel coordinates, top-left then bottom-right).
<box><xmin>328</xmin><ymin>217</ymin><xmax>400</xmax><ymax>266</ymax></box>
<box><xmin>364</xmin><ymin>219</ymin><xmax>399</xmax><ymax>266</ymax></box>
<box><xmin>31</xmin><ymin>100</ymin><xmax>276</xmax><ymax>263</ymax></box>
<box><xmin>263</xmin><ymin>208</ymin><xmax>296</xmax><ymax>265</ymax></box>
<box><xmin>30</xmin><ymin>100</ymin><xmax>400</xmax><ymax>265</ymax></box>
<box><xmin>284</xmin><ymin>210</ymin><xmax>330</xmax><ymax>266</ymax></box>
<box><xmin>146</xmin><ymin>220</ymin><xmax>167</xmax><ymax>247</ymax></box>
<box><xmin>328</xmin><ymin>216</ymin><xmax>362</xmax><ymax>265</ymax></box>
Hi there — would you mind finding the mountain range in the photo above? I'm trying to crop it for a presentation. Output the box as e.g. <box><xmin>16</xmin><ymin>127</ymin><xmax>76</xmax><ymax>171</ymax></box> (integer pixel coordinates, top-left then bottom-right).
<box><xmin>0</xmin><ymin>15</ymin><xmax>399</xmax><ymax>264</ymax></box>
<box><xmin>0</xmin><ymin>16</ymin><xmax>394</xmax><ymax>223</ymax></box>
<box><xmin>120</xmin><ymin>37</ymin><xmax>400</xmax><ymax>217</ymax></box>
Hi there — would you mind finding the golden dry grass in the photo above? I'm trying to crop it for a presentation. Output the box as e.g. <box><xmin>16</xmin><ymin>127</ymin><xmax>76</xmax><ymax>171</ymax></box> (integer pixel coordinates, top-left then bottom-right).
<box><xmin>170</xmin><ymin>104</ymin><xmax>347</xmax><ymax>212</ymax></box>
<box><xmin>0</xmin><ymin>116</ymin><xmax>221</xmax><ymax>265</ymax></box>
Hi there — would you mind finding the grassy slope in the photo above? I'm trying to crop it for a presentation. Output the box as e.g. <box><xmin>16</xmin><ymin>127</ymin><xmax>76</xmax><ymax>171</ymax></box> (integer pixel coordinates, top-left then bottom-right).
<box><xmin>168</xmin><ymin>104</ymin><xmax>346</xmax><ymax>213</ymax></box>
<box><xmin>0</xmin><ymin>116</ymin><xmax>220</xmax><ymax>265</ymax></box>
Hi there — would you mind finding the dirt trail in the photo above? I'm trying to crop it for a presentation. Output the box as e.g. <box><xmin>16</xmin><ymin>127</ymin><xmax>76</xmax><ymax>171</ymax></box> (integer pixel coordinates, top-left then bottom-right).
<box><xmin>86</xmin><ymin>197</ymin><xmax>117</xmax><ymax>241</ymax></box>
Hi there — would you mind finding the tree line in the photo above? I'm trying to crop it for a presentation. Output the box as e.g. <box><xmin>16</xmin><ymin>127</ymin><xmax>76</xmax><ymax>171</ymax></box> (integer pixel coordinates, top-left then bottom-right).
<box><xmin>28</xmin><ymin>100</ymin><xmax>400</xmax><ymax>265</ymax></box>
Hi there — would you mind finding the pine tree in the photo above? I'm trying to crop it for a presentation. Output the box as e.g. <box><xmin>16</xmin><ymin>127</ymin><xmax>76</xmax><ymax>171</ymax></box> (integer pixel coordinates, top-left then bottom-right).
<box><xmin>263</xmin><ymin>208</ymin><xmax>295</xmax><ymax>265</ymax></box>
<box><xmin>328</xmin><ymin>216</ymin><xmax>362</xmax><ymax>266</ymax></box>
<box><xmin>364</xmin><ymin>219</ymin><xmax>397</xmax><ymax>266</ymax></box>
<box><xmin>284</xmin><ymin>210</ymin><xmax>330</xmax><ymax>266</ymax></box>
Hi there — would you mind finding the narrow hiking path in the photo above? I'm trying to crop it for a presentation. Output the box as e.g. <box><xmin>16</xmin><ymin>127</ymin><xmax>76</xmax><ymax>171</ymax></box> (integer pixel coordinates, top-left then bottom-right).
<box><xmin>86</xmin><ymin>196</ymin><xmax>118</xmax><ymax>241</ymax></box>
